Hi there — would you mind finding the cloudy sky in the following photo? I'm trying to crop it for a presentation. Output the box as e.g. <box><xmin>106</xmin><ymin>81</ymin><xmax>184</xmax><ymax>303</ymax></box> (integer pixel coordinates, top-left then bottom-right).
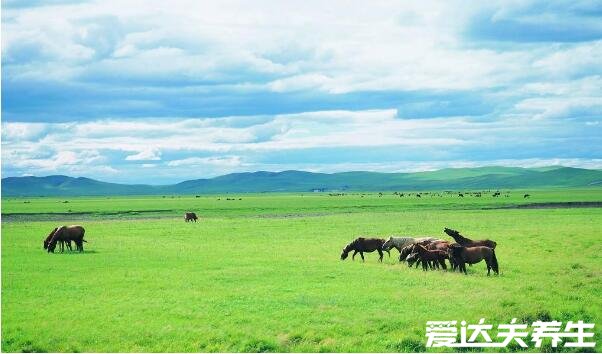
<box><xmin>2</xmin><ymin>0</ymin><xmax>601</xmax><ymax>184</ymax></box>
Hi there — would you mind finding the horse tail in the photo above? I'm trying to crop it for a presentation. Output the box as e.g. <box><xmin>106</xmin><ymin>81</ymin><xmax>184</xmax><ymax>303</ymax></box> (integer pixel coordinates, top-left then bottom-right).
<box><xmin>491</xmin><ymin>249</ymin><xmax>499</xmax><ymax>274</ymax></box>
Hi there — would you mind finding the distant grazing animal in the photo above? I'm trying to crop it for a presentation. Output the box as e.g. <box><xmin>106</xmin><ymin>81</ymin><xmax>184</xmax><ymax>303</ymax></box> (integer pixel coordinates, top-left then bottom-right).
<box><xmin>414</xmin><ymin>244</ymin><xmax>447</xmax><ymax>270</ymax></box>
<box><xmin>43</xmin><ymin>227</ymin><xmax>72</xmax><ymax>253</ymax></box>
<box><xmin>340</xmin><ymin>237</ymin><xmax>390</xmax><ymax>262</ymax></box>
<box><xmin>47</xmin><ymin>225</ymin><xmax>87</xmax><ymax>253</ymax></box>
<box><xmin>184</xmin><ymin>212</ymin><xmax>198</xmax><ymax>222</ymax></box>
<box><xmin>444</xmin><ymin>228</ymin><xmax>497</xmax><ymax>249</ymax></box>
<box><xmin>524</xmin><ymin>194</ymin><xmax>530</xmax><ymax>198</ymax></box>
<box><xmin>449</xmin><ymin>244</ymin><xmax>499</xmax><ymax>275</ymax></box>
<box><xmin>382</xmin><ymin>237</ymin><xmax>438</xmax><ymax>253</ymax></box>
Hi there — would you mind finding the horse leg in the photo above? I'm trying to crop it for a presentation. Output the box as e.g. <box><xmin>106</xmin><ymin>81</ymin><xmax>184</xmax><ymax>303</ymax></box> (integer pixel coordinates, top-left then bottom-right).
<box><xmin>352</xmin><ymin>250</ymin><xmax>358</xmax><ymax>261</ymax></box>
<box><xmin>377</xmin><ymin>249</ymin><xmax>383</xmax><ymax>262</ymax></box>
<box><xmin>360</xmin><ymin>252</ymin><xmax>365</xmax><ymax>262</ymax></box>
<box><xmin>422</xmin><ymin>260</ymin><xmax>427</xmax><ymax>271</ymax></box>
<box><xmin>486</xmin><ymin>257</ymin><xmax>491</xmax><ymax>276</ymax></box>
<box><xmin>440</xmin><ymin>258</ymin><xmax>447</xmax><ymax>270</ymax></box>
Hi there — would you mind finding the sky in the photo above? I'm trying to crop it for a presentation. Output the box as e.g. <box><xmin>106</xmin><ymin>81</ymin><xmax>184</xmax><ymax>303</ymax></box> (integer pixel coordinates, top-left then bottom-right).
<box><xmin>1</xmin><ymin>0</ymin><xmax>601</xmax><ymax>184</ymax></box>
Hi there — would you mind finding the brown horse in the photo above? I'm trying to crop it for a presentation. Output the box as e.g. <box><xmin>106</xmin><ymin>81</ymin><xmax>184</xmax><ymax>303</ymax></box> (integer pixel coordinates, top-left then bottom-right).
<box><xmin>184</xmin><ymin>212</ymin><xmax>198</xmax><ymax>222</ymax></box>
<box><xmin>43</xmin><ymin>227</ymin><xmax>72</xmax><ymax>252</ymax></box>
<box><xmin>399</xmin><ymin>243</ymin><xmax>441</xmax><ymax>270</ymax></box>
<box><xmin>415</xmin><ymin>244</ymin><xmax>447</xmax><ymax>270</ymax></box>
<box><xmin>444</xmin><ymin>228</ymin><xmax>497</xmax><ymax>249</ymax></box>
<box><xmin>48</xmin><ymin>226</ymin><xmax>87</xmax><ymax>253</ymax></box>
<box><xmin>449</xmin><ymin>244</ymin><xmax>499</xmax><ymax>275</ymax></box>
<box><xmin>340</xmin><ymin>237</ymin><xmax>390</xmax><ymax>262</ymax></box>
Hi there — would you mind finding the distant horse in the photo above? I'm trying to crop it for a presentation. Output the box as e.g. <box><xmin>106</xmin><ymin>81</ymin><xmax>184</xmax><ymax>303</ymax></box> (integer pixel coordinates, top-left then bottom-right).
<box><xmin>414</xmin><ymin>245</ymin><xmax>447</xmax><ymax>270</ymax></box>
<box><xmin>524</xmin><ymin>194</ymin><xmax>530</xmax><ymax>198</ymax></box>
<box><xmin>449</xmin><ymin>244</ymin><xmax>499</xmax><ymax>275</ymax></box>
<box><xmin>382</xmin><ymin>236</ymin><xmax>438</xmax><ymax>253</ymax></box>
<box><xmin>43</xmin><ymin>227</ymin><xmax>72</xmax><ymax>253</ymax></box>
<box><xmin>184</xmin><ymin>212</ymin><xmax>198</xmax><ymax>222</ymax></box>
<box><xmin>340</xmin><ymin>237</ymin><xmax>390</xmax><ymax>262</ymax></box>
<box><xmin>444</xmin><ymin>228</ymin><xmax>497</xmax><ymax>249</ymax></box>
<box><xmin>48</xmin><ymin>225</ymin><xmax>87</xmax><ymax>253</ymax></box>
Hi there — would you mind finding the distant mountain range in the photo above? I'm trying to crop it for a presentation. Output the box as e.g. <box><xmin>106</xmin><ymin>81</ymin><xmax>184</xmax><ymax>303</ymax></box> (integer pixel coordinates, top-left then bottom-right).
<box><xmin>2</xmin><ymin>166</ymin><xmax>601</xmax><ymax>196</ymax></box>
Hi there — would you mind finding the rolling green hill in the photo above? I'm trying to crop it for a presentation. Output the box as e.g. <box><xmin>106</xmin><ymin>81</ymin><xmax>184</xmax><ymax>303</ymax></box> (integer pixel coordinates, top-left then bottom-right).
<box><xmin>2</xmin><ymin>166</ymin><xmax>601</xmax><ymax>197</ymax></box>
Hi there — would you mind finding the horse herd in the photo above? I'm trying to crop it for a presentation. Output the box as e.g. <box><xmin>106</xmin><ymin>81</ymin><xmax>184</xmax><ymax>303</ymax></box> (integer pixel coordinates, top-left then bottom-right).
<box><xmin>340</xmin><ymin>228</ymin><xmax>499</xmax><ymax>275</ymax></box>
<box><xmin>40</xmin><ymin>216</ymin><xmax>499</xmax><ymax>277</ymax></box>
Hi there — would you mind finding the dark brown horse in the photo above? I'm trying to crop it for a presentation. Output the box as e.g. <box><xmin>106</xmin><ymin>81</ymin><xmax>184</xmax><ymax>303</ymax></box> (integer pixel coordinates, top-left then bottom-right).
<box><xmin>444</xmin><ymin>228</ymin><xmax>497</xmax><ymax>249</ymax></box>
<box><xmin>43</xmin><ymin>227</ymin><xmax>72</xmax><ymax>252</ymax></box>
<box><xmin>449</xmin><ymin>244</ymin><xmax>499</xmax><ymax>275</ymax></box>
<box><xmin>184</xmin><ymin>212</ymin><xmax>198</xmax><ymax>222</ymax></box>
<box><xmin>48</xmin><ymin>225</ymin><xmax>87</xmax><ymax>253</ymax></box>
<box><xmin>340</xmin><ymin>237</ymin><xmax>390</xmax><ymax>262</ymax></box>
<box><xmin>415</xmin><ymin>244</ymin><xmax>447</xmax><ymax>270</ymax></box>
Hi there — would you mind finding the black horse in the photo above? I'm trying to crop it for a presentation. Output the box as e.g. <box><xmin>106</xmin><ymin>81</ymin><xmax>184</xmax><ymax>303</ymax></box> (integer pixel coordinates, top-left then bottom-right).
<box><xmin>340</xmin><ymin>237</ymin><xmax>390</xmax><ymax>262</ymax></box>
<box><xmin>444</xmin><ymin>228</ymin><xmax>497</xmax><ymax>249</ymax></box>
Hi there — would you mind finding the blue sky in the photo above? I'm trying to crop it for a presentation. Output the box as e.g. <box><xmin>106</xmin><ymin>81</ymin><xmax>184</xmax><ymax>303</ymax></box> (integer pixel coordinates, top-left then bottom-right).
<box><xmin>2</xmin><ymin>0</ymin><xmax>601</xmax><ymax>184</ymax></box>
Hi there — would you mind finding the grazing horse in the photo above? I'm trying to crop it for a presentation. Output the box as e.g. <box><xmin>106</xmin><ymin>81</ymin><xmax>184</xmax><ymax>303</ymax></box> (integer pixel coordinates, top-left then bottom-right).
<box><xmin>399</xmin><ymin>244</ymin><xmax>416</xmax><ymax>262</ymax></box>
<box><xmin>340</xmin><ymin>237</ymin><xmax>390</xmax><ymax>262</ymax></box>
<box><xmin>43</xmin><ymin>227</ymin><xmax>72</xmax><ymax>253</ymax></box>
<box><xmin>48</xmin><ymin>225</ymin><xmax>87</xmax><ymax>253</ymax></box>
<box><xmin>444</xmin><ymin>228</ymin><xmax>497</xmax><ymax>249</ymax></box>
<box><xmin>524</xmin><ymin>194</ymin><xmax>530</xmax><ymax>198</ymax></box>
<box><xmin>449</xmin><ymin>244</ymin><xmax>499</xmax><ymax>275</ymax></box>
<box><xmin>401</xmin><ymin>243</ymin><xmax>441</xmax><ymax>269</ymax></box>
<box><xmin>382</xmin><ymin>236</ymin><xmax>438</xmax><ymax>253</ymax></box>
<box><xmin>184</xmin><ymin>212</ymin><xmax>198</xmax><ymax>222</ymax></box>
<box><xmin>414</xmin><ymin>245</ymin><xmax>447</xmax><ymax>270</ymax></box>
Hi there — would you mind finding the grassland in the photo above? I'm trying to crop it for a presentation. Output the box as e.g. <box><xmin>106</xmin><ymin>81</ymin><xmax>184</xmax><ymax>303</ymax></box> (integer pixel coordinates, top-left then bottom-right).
<box><xmin>2</xmin><ymin>189</ymin><xmax>602</xmax><ymax>352</ymax></box>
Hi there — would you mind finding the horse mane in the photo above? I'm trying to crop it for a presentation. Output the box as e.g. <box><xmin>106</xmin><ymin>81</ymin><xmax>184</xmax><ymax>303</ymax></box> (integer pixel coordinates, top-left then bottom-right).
<box><xmin>45</xmin><ymin>227</ymin><xmax>58</xmax><ymax>243</ymax></box>
<box><xmin>343</xmin><ymin>238</ymin><xmax>361</xmax><ymax>252</ymax></box>
<box><xmin>49</xmin><ymin>226</ymin><xmax>66</xmax><ymax>243</ymax></box>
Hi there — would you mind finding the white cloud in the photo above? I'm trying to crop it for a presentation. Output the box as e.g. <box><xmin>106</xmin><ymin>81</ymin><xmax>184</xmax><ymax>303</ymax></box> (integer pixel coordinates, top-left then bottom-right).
<box><xmin>125</xmin><ymin>148</ymin><xmax>161</xmax><ymax>161</ymax></box>
<box><xmin>167</xmin><ymin>156</ymin><xmax>243</xmax><ymax>167</ymax></box>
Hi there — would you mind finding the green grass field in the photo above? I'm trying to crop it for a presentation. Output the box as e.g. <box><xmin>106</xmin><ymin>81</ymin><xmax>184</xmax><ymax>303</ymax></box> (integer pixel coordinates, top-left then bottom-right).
<box><xmin>2</xmin><ymin>190</ymin><xmax>601</xmax><ymax>352</ymax></box>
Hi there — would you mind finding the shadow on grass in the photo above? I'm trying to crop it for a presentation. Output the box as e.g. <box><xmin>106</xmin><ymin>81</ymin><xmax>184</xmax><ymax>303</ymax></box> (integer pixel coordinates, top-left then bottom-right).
<box><xmin>48</xmin><ymin>250</ymin><xmax>99</xmax><ymax>255</ymax></box>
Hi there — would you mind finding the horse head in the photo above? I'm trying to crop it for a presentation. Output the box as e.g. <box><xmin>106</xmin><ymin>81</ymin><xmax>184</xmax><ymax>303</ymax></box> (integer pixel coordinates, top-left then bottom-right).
<box><xmin>340</xmin><ymin>249</ymin><xmax>349</xmax><ymax>260</ymax></box>
<box><xmin>43</xmin><ymin>227</ymin><xmax>58</xmax><ymax>250</ymax></box>
<box><xmin>444</xmin><ymin>228</ymin><xmax>460</xmax><ymax>237</ymax></box>
<box><xmin>381</xmin><ymin>237</ymin><xmax>394</xmax><ymax>251</ymax></box>
<box><xmin>406</xmin><ymin>252</ymin><xmax>419</xmax><ymax>267</ymax></box>
<box><xmin>399</xmin><ymin>244</ymin><xmax>414</xmax><ymax>261</ymax></box>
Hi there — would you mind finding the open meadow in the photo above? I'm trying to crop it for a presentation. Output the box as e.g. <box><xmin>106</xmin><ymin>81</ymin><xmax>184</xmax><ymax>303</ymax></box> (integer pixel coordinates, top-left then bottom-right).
<box><xmin>2</xmin><ymin>189</ymin><xmax>601</xmax><ymax>352</ymax></box>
